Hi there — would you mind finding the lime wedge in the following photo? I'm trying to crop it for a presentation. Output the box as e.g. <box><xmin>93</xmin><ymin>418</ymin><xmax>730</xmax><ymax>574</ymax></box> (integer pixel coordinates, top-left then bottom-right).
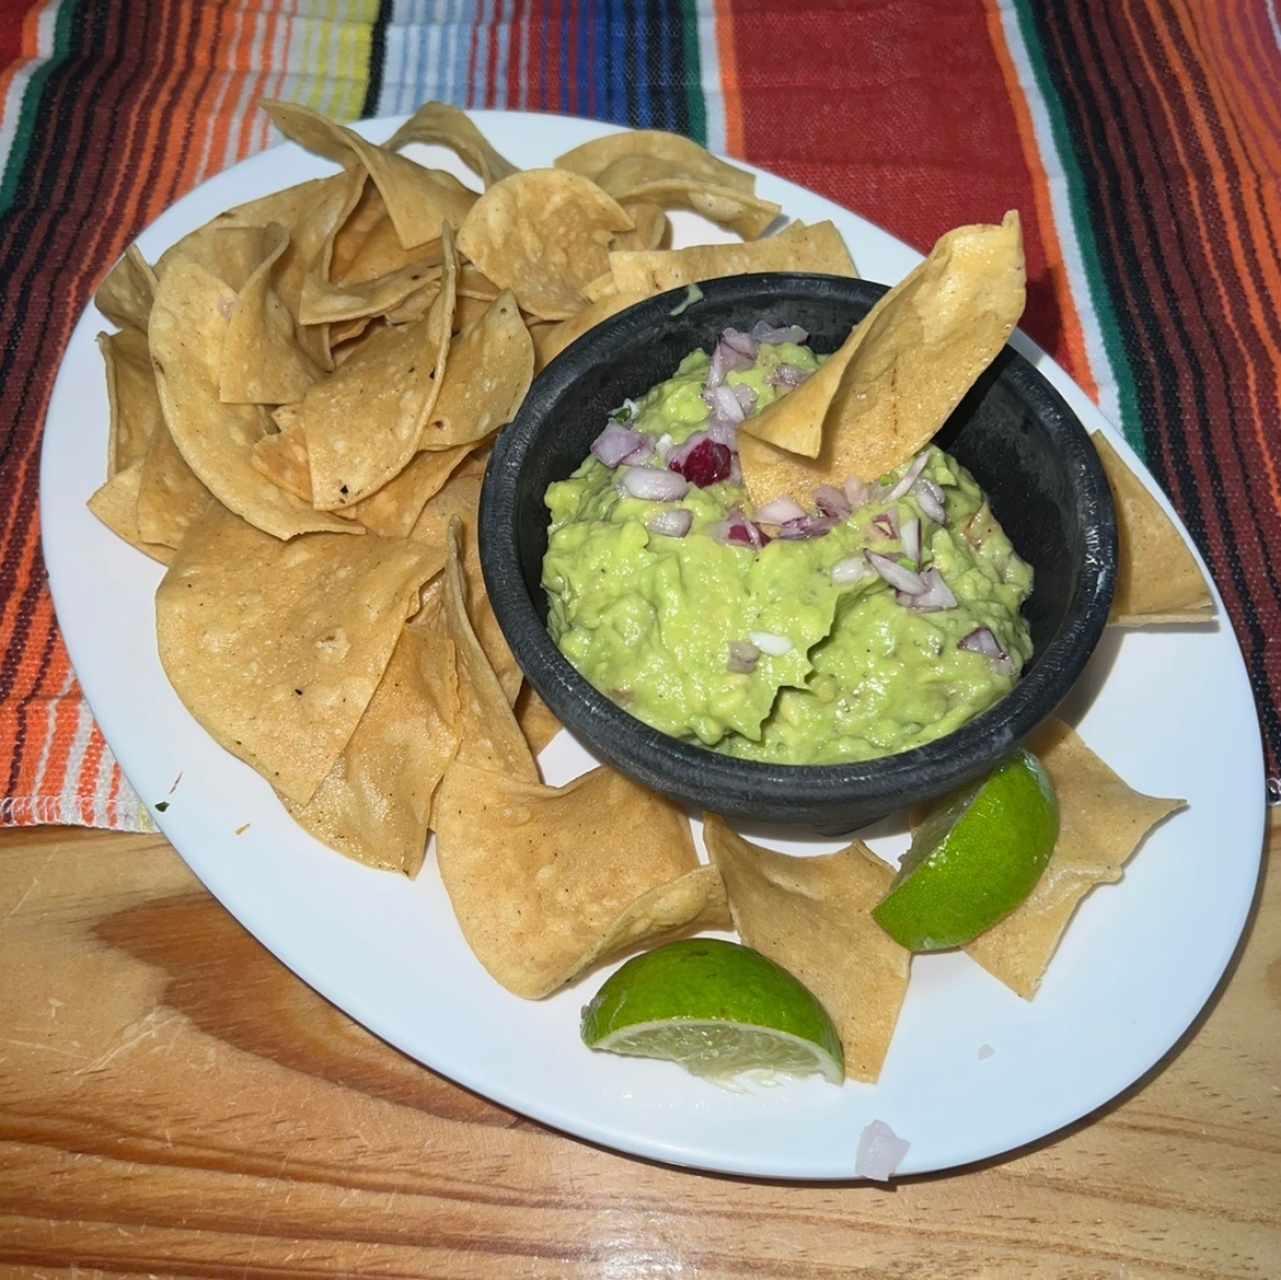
<box><xmin>872</xmin><ymin>749</ymin><xmax>1059</xmax><ymax>951</ymax></box>
<box><xmin>581</xmin><ymin>938</ymin><xmax>844</xmax><ymax>1085</ymax></box>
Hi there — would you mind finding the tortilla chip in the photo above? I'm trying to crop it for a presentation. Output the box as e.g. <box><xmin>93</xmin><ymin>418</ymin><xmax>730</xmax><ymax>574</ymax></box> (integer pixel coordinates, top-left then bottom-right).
<box><xmin>705</xmin><ymin>816</ymin><xmax>911</xmax><ymax>1083</ymax></box>
<box><xmin>149</xmin><ymin>254</ymin><xmax>357</xmax><ymax>538</ymax></box>
<box><xmin>87</xmin><ymin>461</ymin><xmax>173</xmax><ymax>565</ymax></box>
<box><xmin>434</xmin><ymin>518</ymin><xmax>534</xmax><ymax>778</ymax></box>
<box><xmin>155</xmin><ymin>503</ymin><xmax>444</xmax><ymax>804</ymax></box>
<box><xmin>515</xmin><ymin>682</ymin><xmax>563</xmax><ymax>755</ymax></box>
<box><xmin>532</xmin><ymin>288</ymin><xmax>652</xmax><ymax>369</ymax></box>
<box><xmin>556</xmin><ymin>129</ymin><xmax>756</xmax><ymax>196</ymax></box>
<box><xmin>419</xmin><ymin>291</ymin><xmax>533</xmax><ymax>450</ymax></box>
<box><xmin>283</xmin><ymin>602</ymin><xmax>459</xmax><ymax>876</ymax></box>
<box><xmin>347</xmin><ymin>440</ymin><xmax>477</xmax><ymax>539</ymax></box>
<box><xmin>299</xmin><ymin>224</ymin><xmax>458</xmax><ymax>509</ymax></box>
<box><xmin>1092</xmin><ymin>433</ymin><xmax>1215</xmax><ymax>626</ymax></box>
<box><xmin>608</xmin><ymin>220</ymin><xmax>857</xmax><ymax>295</ymax></box>
<box><xmin>457</xmin><ymin>169</ymin><xmax>635</xmax><ymax>320</ymax></box>
<box><xmin>95</xmin><ymin>244</ymin><xmax>157</xmax><ymax>331</ymax></box>
<box><xmin>611</xmin><ymin>199</ymin><xmax>669</xmax><ymax>252</ymax></box>
<box><xmin>386</xmin><ymin>100</ymin><xmax>518</xmax><ymax>188</ymax></box>
<box><xmin>964</xmin><ymin>718</ymin><xmax>1186</xmax><ymax>998</ymax></box>
<box><xmin>299</xmin><ymin>251</ymin><xmax>443</xmax><ymax>326</ymax></box>
<box><xmin>136</xmin><ymin>414</ymin><xmax>214</xmax><ymax>549</ymax></box>
<box><xmin>251</xmin><ymin>422</ymin><xmax>313</xmax><ymax>503</ymax></box>
<box><xmin>264</xmin><ymin>100</ymin><xmax>476</xmax><ymax>250</ymax></box>
<box><xmin>98</xmin><ymin>328</ymin><xmax>163</xmax><ymax>476</ymax></box>
<box><xmin>219</xmin><ymin>222</ymin><xmax>322</xmax><ymax>405</ymax></box>
<box><xmin>434</xmin><ymin>758</ymin><xmax>703</xmax><ymax>997</ymax></box>
<box><xmin>329</xmin><ymin>314</ymin><xmax>374</xmax><ymax>347</ymax></box>
<box><xmin>740</xmin><ymin>211</ymin><xmax>1026</xmax><ymax>503</ymax></box>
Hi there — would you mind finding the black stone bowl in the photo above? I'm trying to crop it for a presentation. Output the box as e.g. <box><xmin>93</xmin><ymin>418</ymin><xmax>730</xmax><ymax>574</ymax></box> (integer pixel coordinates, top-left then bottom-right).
<box><xmin>480</xmin><ymin>273</ymin><xmax>1116</xmax><ymax>833</ymax></box>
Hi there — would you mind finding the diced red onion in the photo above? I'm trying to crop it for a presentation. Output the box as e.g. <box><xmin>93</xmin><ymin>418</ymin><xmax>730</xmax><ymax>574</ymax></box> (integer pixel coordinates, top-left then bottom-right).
<box><xmin>756</xmin><ymin>497</ymin><xmax>808</xmax><ymax>525</ymax></box>
<box><xmin>774</xmin><ymin>513</ymin><xmax>840</xmax><ymax>540</ymax></box>
<box><xmin>871</xmin><ymin>511</ymin><xmax>898</xmax><ymax>540</ymax></box>
<box><xmin>916</xmin><ymin>477</ymin><xmax>946</xmax><ymax>523</ymax></box>
<box><xmin>703</xmin><ymin>383</ymin><xmax>746</xmax><ymax>425</ymax></box>
<box><xmin>901</xmin><ymin>516</ymin><xmax>921</xmax><ymax>564</ymax></box>
<box><xmin>814</xmin><ymin>484</ymin><xmax>851</xmax><ymax>519</ymax></box>
<box><xmin>959</xmin><ymin>626</ymin><xmax>1015</xmax><ymax>675</ymax></box>
<box><xmin>620</xmin><ymin>465</ymin><xmax>688</xmax><ymax>501</ymax></box>
<box><xmin>751</xmin><ymin>320</ymin><xmax>808</xmax><ymax>345</ymax></box>
<box><xmin>707</xmin><ymin>331</ymin><xmax>755</xmax><ymax>387</ymax></box>
<box><xmin>647</xmin><ymin>508</ymin><xmax>693</xmax><ymax>538</ymax></box>
<box><xmin>704</xmin><ymin>418</ymin><xmax>738</xmax><ymax>447</ymax></box>
<box><xmin>711</xmin><ymin>507</ymin><xmax>769</xmax><ymax>550</ymax></box>
<box><xmin>733</xmin><ymin>382</ymin><xmax>757</xmax><ymax>414</ymax></box>
<box><xmin>844</xmin><ymin>477</ymin><xmax>877</xmax><ymax>510</ymax></box>
<box><xmin>727</xmin><ymin>640</ymin><xmax>760</xmax><ymax>673</ymax></box>
<box><xmin>866</xmin><ymin>550</ymin><xmax>925</xmax><ymax>594</ymax></box>
<box><xmin>769</xmin><ymin>362</ymin><xmax>811</xmax><ymax>389</ymax></box>
<box><xmin>721</xmin><ymin>327</ymin><xmax>757</xmax><ymax>358</ymax></box>
<box><xmin>885</xmin><ymin>451</ymin><xmax>931</xmax><ymax>501</ymax></box>
<box><xmin>831</xmin><ymin>556</ymin><xmax>873</xmax><ymax>585</ymax></box>
<box><xmin>898</xmin><ymin>567</ymin><xmax>958</xmax><ymax>612</ymax></box>
<box><xmin>855</xmin><ymin>1120</ymin><xmax>910</xmax><ymax>1183</ymax></box>
<box><xmin>728</xmin><ymin>453</ymin><xmax>743</xmax><ymax>487</ymax></box>
<box><xmin>748</xmin><ymin>630</ymin><xmax>793</xmax><ymax>656</ymax></box>
<box><xmin>592</xmin><ymin>423</ymin><xmax>646</xmax><ymax>468</ymax></box>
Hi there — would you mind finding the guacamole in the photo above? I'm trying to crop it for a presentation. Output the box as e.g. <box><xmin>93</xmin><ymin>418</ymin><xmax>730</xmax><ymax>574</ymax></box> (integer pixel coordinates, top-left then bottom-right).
<box><xmin>542</xmin><ymin>325</ymin><xmax>1034</xmax><ymax>765</ymax></box>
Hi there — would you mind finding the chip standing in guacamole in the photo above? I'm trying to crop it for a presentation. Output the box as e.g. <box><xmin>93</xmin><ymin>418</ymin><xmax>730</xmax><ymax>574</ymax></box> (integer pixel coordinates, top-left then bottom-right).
<box><xmin>542</xmin><ymin>324</ymin><xmax>1034</xmax><ymax>765</ymax></box>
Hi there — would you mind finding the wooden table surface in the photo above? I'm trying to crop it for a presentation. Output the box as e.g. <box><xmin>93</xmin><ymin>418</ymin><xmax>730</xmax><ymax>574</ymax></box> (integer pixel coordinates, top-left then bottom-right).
<box><xmin>0</xmin><ymin>812</ymin><xmax>1276</xmax><ymax>1279</ymax></box>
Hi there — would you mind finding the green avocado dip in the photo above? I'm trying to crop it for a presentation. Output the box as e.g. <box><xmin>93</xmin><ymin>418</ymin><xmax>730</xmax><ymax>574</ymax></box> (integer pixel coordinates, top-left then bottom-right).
<box><xmin>542</xmin><ymin>323</ymin><xmax>1034</xmax><ymax>766</ymax></box>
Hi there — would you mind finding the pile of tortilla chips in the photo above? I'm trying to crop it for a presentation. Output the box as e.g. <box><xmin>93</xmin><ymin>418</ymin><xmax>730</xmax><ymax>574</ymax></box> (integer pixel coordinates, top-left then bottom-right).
<box><xmin>88</xmin><ymin>100</ymin><xmax>1211</xmax><ymax>1084</ymax></box>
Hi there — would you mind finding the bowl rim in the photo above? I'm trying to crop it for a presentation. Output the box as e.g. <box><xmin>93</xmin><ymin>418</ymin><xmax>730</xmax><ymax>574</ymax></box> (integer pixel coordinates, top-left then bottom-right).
<box><xmin>481</xmin><ymin>272</ymin><xmax>1117</xmax><ymax>813</ymax></box>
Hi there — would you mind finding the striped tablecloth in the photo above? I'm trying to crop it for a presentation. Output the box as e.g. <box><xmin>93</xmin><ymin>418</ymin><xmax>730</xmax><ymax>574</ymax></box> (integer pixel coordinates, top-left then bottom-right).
<box><xmin>2</xmin><ymin>0</ymin><xmax>1276</xmax><ymax>829</ymax></box>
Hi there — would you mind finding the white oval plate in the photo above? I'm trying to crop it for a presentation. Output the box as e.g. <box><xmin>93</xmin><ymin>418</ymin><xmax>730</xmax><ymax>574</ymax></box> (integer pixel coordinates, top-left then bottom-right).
<box><xmin>41</xmin><ymin>111</ymin><xmax>1265</xmax><ymax>1180</ymax></box>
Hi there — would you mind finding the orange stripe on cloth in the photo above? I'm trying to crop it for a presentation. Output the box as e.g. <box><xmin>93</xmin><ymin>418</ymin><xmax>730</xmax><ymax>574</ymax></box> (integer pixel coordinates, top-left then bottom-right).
<box><xmin>714</xmin><ymin>0</ymin><xmax>743</xmax><ymax>157</ymax></box>
<box><xmin>0</xmin><ymin>0</ymin><xmax>56</xmax><ymax>129</ymax></box>
<box><xmin>983</xmin><ymin>0</ymin><xmax>1099</xmax><ymax>403</ymax></box>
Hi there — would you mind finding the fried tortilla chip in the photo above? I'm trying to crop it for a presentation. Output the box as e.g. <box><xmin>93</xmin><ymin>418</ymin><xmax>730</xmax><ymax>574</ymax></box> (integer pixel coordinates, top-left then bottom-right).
<box><xmin>386</xmin><ymin>100</ymin><xmax>518</xmax><ymax>187</ymax></box>
<box><xmin>419</xmin><ymin>291</ymin><xmax>533</xmax><ymax>450</ymax></box>
<box><xmin>457</xmin><ymin>169</ymin><xmax>634</xmax><ymax>320</ymax></box>
<box><xmin>434</xmin><ymin>758</ymin><xmax>705</xmax><ymax>997</ymax></box>
<box><xmin>705</xmin><ymin>816</ymin><xmax>911</xmax><ymax>1083</ymax></box>
<box><xmin>99</xmin><ymin>328</ymin><xmax>163</xmax><ymax>476</ymax></box>
<box><xmin>532</xmin><ymin>288</ymin><xmax>652</xmax><ymax>370</ymax></box>
<box><xmin>611</xmin><ymin>199</ymin><xmax>668</xmax><ymax>252</ymax></box>
<box><xmin>95</xmin><ymin>244</ymin><xmax>157</xmax><ymax>331</ymax></box>
<box><xmin>299</xmin><ymin>250</ymin><xmax>443</xmax><ymax>326</ymax></box>
<box><xmin>220</xmin><ymin>222</ymin><xmax>322</xmax><ymax>405</ymax></box>
<box><xmin>149</xmin><ymin>254</ymin><xmax>356</xmax><ymax>538</ymax></box>
<box><xmin>251</xmin><ymin>420</ymin><xmax>313</xmax><ymax>503</ymax></box>
<box><xmin>265</xmin><ymin>100</ymin><xmax>476</xmax><ymax>250</ymax></box>
<box><xmin>136</xmin><ymin>413</ymin><xmax>214</xmax><ymax>549</ymax></box>
<box><xmin>299</xmin><ymin>224</ymin><xmax>458</xmax><ymax>509</ymax></box>
<box><xmin>964</xmin><ymin>719</ymin><xmax>1186</xmax><ymax>998</ymax></box>
<box><xmin>515</xmin><ymin>682</ymin><xmax>563</xmax><ymax>755</ymax></box>
<box><xmin>1092</xmin><ymin>433</ymin><xmax>1215</xmax><ymax>626</ymax></box>
<box><xmin>155</xmin><ymin>503</ymin><xmax>444</xmax><ymax>804</ymax></box>
<box><xmin>608</xmin><ymin>220</ymin><xmax>857</xmax><ymax>296</ymax></box>
<box><xmin>740</xmin><ymin>211</ymin><xmax>1026</xmax><ymax>504</ymax></box>
<box><xmin>87</xmin><ymin>461</ymin><xmax>173</xmax><ymax>565</ymax></box>
<box><xmin>283</xmin><ymin>600</ymin><xmax>459</xmax><ymax>876</ymax></box>
<box><xmin>556</xmin><ymin>129</ymin><xmax>756</xmax><ymax>196</ymax></box>
<box><xmin>348</xmin><ymin>440</ymin><xmax>477</xmax><ymax>539</ymax></box>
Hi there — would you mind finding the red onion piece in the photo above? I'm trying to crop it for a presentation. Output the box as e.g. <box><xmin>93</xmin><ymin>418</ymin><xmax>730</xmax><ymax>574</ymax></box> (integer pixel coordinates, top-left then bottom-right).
<box><xmin>707</xmin><ymin>332</ymin><xmax>755</xmax><ymax>387</ymax></box>
<box><xmin>727</xmin><ymin>640</ymin><xmax>760</xmax><ymax>673</ymax></box>
<box><xmin>855</xmin><ymin>1120</ymin><xmax>910</xmax><ymax>1183</ymax></box>
<box><xmin>591</xmin><ymin>423</ymin><xmax>646</xmax><ymax>468</ymax></box>
<box><xmin>721</xmin><ymin>327</ymin><xmax>757</xmax><ymax>358</ymax></box>
<box><xmin>831</xmin><ymin>556</ymin><xmax>872</xmax><ymax>585</ymax></box>
<box><xmin>756</xmin><ymin>496</ymin><xmax>808</xmax><ymax>524</ymax></box>
<box><xmin>703</xmin><ymin>383</ymin><xmax>746</xmax><ymax>425</ymax></box>
<box><xmin>886</xmin><ymin>451</ymin><xmax>931</xmax><ymax>501</ymax></box>
<box><xmin>728</xmin><ymin>453</ymin><xmax>743</xmax><ymax>487</ymax></box>
<box><xmin>844</xmin><ymin>477</ymin><xmax>877</xmax><ymax>510</ymax></box>
<box><xmin>814</xmin><ymin>484</ymin><xmax>851</xmax><ymax>519</ymax></box>
<box><xmin>620</xmin><ymin>465</ymin><xmax>688</xmax><ymax>501</ymax></box>
<box><xmin>901</xmin><ymin>516</ymin><xmax>921</xmax><ymax>564</ymax></box>
<box><xmin>898</xmin><ymin>567</ymin><xmax>957</xmax><ymax>612</ymax></box>
<box><xmin>713</xmin><ymin>507</ymin><xmax>769</xmax><ymax>550</ymax></box>
<box><xmin>871</xmin><ymin>511</ymin><xmax>898</xmax><ymax>540</ymax></box>
<box><xmin>769</xmin><ymin>362</ymin><xmax>812</xmax><ymax>389</ymax></box>
<box><xmin>751</xmin><ymin>320</ymin><xmax>808</xmax><ymax>345</ymax></box>
<box><xmin>670</xmin><ymin>437</ymin><xmax>733</xmax><ymax>487</ymax></box>
<box><xmin>916</xmin><ymin>476</ymin><xmax>946</xmax><ymax>523</ymax></box>
<box><xmin>732</xmin><ymin>382</ymin><xmax>758</xmax><ymax>414</ymax></box>
<box><xmin>866</xmin><ymin>551</ymin><xmax>925</xmax><ymax>594</ymax></box>
<box><xmin>959</xmin><ymin>626</ymin><xmax>1015</xmax><ymax>674</ymax></box>
<box><xmin>774</xmin><ymin>513</ymin><xmax>840</xmax><ymax>540</ymax></box>
<box><xmin>748</xmin><ymin>630</ymin><xmax>793</xmax><ymax>656</ymax></box>
<box><xmin>647</xmin><ymin>508</ymin><xmax>693</xmax><ymax>538</ymax></box>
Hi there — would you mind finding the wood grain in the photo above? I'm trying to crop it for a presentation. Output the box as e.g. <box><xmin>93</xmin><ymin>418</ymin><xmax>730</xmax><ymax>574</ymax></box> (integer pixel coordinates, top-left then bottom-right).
<box><xmin>0</xmin><ymin>815</ymin><xmax>1276</xmax><ymax>1279</ymax></box>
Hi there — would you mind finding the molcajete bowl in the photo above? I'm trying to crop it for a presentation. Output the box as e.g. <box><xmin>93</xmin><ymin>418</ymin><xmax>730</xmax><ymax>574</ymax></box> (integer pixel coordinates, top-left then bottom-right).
<box><xmin>479</xmin><ymin>273</ymin><xmax>1116</xmax><ymax>833</ymax></box>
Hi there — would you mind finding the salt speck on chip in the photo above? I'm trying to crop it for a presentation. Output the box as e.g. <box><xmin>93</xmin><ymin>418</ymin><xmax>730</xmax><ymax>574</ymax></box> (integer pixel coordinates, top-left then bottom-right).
<box><xmin>855</xmin><ymin>1119</ymin><xmax>911</xmax><ymax>1182</ymax></box>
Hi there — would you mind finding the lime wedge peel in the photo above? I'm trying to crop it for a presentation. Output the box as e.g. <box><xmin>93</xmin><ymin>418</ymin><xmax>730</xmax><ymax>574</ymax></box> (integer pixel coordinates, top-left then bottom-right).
<box><xmin>581</xmin><ymin>938</ymin><xmax>844</xmax><ymax>1087</ymax></box>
